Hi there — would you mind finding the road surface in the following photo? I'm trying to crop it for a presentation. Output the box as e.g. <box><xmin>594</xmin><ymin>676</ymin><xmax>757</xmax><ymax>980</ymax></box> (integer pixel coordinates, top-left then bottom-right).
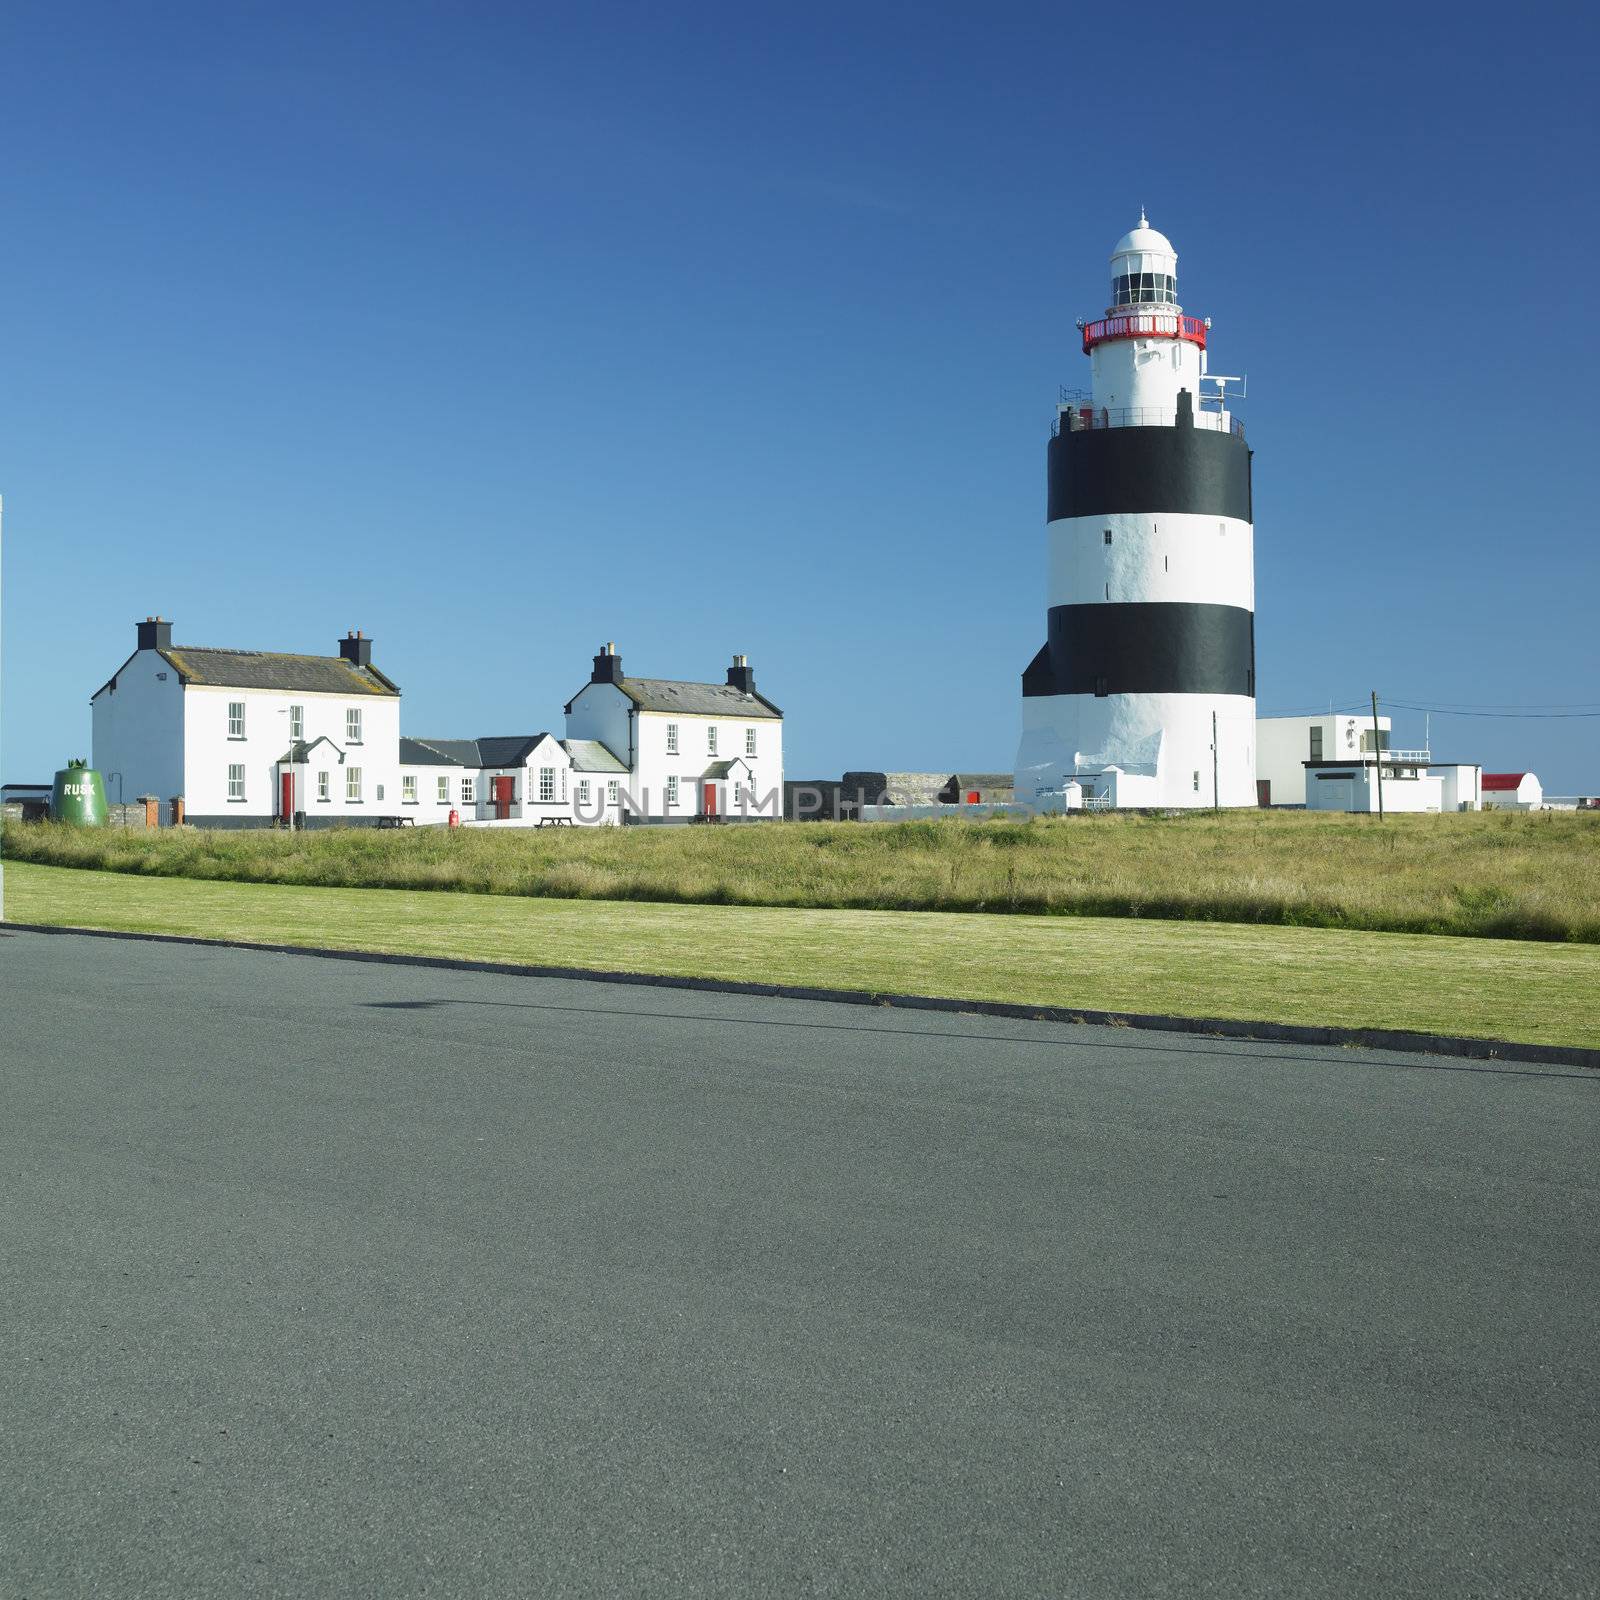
<box><xmin>2</xmin><ymin>929</ymin><xmax>1596</xmax><ymax>1597</ymax></box>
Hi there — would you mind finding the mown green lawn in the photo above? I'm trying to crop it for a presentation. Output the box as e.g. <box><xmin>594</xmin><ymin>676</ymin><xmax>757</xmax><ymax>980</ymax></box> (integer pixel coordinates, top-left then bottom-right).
<box><xmin>7</xmin><ymin>862</ymin><xmax>1597</xmax><ymax>1049</ymax></box>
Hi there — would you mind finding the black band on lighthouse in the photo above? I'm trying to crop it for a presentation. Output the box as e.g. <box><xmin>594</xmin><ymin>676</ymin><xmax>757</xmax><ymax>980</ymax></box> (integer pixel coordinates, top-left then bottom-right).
<box><xmin>1025</xmin><ymin>602</ymin><xmax>1256</xmax><ymax>697</ymax></box>
<box><xmin>1048</xmin><ymin>426</ymin><xmax>1252</xmax><ymax>522</ymax></box>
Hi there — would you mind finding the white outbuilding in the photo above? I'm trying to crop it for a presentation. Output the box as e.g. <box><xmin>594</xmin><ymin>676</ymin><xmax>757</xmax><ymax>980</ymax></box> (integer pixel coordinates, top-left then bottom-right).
<box><xmin>1481</xmin><ymin>772</ymin><xmax>1543</xmax><ymax>810</ymax></box>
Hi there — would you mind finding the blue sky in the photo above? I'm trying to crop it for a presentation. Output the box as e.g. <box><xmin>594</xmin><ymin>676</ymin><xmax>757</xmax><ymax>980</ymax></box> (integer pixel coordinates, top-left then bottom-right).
<box><xmin>3</xmin><ymin>1</ymin><xmax>1597</xmax><ymax>789</ymax></box>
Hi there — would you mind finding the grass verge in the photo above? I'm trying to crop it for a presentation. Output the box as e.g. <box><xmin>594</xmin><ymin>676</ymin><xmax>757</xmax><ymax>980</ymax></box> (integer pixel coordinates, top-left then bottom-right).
<box><xmin>7</xmin><ymin>863</ymin><xmax>1597</xmax><ymax>1049</ymax></box>
<box><xmin>6</xmin><ymin>810</ymin><xmax>1598</xmax><ymax>943</ymax></box>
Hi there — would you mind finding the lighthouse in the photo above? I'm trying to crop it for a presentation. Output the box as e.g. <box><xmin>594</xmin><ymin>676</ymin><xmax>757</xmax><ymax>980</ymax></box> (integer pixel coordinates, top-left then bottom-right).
<box><xmin>1015</xmin><ymin>215</ymin><xmax>1257</xmax><ymax>809</ymax></box>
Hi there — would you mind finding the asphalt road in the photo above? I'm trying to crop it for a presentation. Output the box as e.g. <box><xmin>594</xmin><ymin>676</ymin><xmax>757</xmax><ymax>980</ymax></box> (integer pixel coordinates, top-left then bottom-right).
<box><xmin>1</xmin><ymin>930</ymin><xmax>1596</xmax><ymax>1599</ymax></box>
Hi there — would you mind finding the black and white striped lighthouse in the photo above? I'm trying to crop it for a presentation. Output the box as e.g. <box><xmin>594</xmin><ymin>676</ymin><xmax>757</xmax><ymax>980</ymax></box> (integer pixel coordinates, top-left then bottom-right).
<box><xmin>1015</xmin><ymin>214</ymin><xmax>1256</xmax><ymax>808</ymax></box>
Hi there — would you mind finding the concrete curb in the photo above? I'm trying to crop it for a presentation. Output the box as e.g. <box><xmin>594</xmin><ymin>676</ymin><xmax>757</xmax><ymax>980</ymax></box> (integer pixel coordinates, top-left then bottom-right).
<box><xmin>5</xmin><ymin>918</ymin><xmax>1597</xmax><ymax>1071</ymax></box>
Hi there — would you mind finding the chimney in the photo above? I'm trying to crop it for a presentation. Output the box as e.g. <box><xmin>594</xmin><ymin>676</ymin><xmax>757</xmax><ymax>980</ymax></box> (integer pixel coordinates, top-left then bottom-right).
<box><xmin>591</xmin><ymin>642</ymin><xmax>623</xmax><ymax>685</ymax></box>
<box><xmin>339</xmin><ymin>629</ymin><xmax>373</xmax><ymax>668</ymax></box>
<box><xmin>727</xmin><ymin>652</ymin><xmax>756</xmax><ymax>694</ymax></box>
<box><xmin>136</xmin><ymin>615</ymin><xmax>172</xmax><ymax>652</ymax></box>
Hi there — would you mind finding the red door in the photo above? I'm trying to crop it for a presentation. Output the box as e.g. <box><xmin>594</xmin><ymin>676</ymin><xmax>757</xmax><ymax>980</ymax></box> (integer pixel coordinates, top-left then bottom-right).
<box><xmin>280</xmin><ymin>770</ymin><xmax>294</xmax><ymax>823</ymax></box>
<box><xmin>1256</xmin><ymin>780</ymin><xmax>1272</xmax><ymax>808</ymax></box>
<box><xmin>492</xmin><ymin>776</ymin><xmax>514</xmax><ymax>820</ymax></box>
<box><xmin>702</xmin><ymin>783</ymin><xmax>718</xmax><ymax>817</ymax></box>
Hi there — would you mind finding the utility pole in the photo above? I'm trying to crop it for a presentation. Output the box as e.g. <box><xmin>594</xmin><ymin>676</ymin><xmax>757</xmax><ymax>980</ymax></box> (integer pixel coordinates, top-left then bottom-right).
<box><xmin>1212</xmin><ymin>709</ymin><xmax>1220</xmax><ymax>812</ymax></box>
<box><xmin>1371</xmin><ymin>689</ymin><xmax>1385</xmax><ymax>821</ymax></box>
<box><xmin>1</xmin><ymin>494</ymin><xmax>6</xmax><ymax>924</ymax></box>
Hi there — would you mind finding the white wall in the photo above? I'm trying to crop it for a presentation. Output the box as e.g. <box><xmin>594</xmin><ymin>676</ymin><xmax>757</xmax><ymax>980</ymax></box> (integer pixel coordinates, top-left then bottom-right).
<box><xmin>1429</xmin><ymin>765</ymin><xmax>1482</xmax><ymax>812</ymax></box>
<box><xmin>1017</xmin><ymin>691</ymin><xmax>1257</xmax><ymax>809</ymax></box>
<box><xmin>91</xmin><ymin>648</ymin><xmax>185</xmax><ymax>814</ymax></box>
<box><xmin>1483</xmin><ymin>773</ymin><xmax>1543</xmax><ymax>810</ymax></box>
<box><xmin>1305</xmin><ymin>764</ymin><xmax>1442</xmax><ymax>814</ymax></box>
<box><xmin>1256</xmin><ymin>715</ymin><xmax>1393</xmax><ymax>808</ymax></box>
<box><xmin>1048</xmin><ymin>512</ymin><xmax>1253</xmax><ymax>612</ymax></box>
<box><xmin>183</xmin><ymin>685</ymin><xmax>400</xmax><ymax>822</ymax></box>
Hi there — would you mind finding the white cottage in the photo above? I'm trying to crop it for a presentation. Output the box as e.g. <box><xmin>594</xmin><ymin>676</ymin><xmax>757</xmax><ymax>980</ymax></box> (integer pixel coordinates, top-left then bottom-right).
<box><xmin>563</xmin><ymin>645</ymin><xmax>783</xmax><ymax>820</ymax></box>
<box><xmin>92</xmin><ymin>618</ymin><xmax>400</xmax><ymax>826</ymax></box>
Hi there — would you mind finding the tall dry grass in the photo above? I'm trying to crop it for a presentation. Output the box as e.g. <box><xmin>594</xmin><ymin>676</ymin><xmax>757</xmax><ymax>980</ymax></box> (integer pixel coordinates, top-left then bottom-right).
<box><xmin>6</xmin><ymin>810</ymin><xmax>1598</xmax><ymax>942</ymax></box>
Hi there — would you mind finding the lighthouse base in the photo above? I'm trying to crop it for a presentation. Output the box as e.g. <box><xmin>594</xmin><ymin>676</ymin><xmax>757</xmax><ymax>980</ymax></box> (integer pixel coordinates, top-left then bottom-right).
<box><xmin>1016</xmin><ymin>691</ymin><xmax>1257</xmax><ymax>810</ymax></box>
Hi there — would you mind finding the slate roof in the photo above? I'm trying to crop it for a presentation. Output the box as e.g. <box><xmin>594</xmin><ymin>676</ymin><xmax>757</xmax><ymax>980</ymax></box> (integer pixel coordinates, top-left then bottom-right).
<box><xmin>400</xmin><ymin>735</ymin><xmax>554</xmax><ymax>769</ymax></box>
<box><xmin>561</xmin><ymin>739</ymin><xmax>629</xmax><ymax>774</ymax></box>
<box><xmin>616</xmin><ymin>678</ymin><xmax>782</xmax><ymax>719</ymax></box>
<box><xmin>157</xmin><ymin>647</ymin><xmax>399</xmax><ymax>696</ymax></box>
<box><xmin>701</xmin><ymin>759</ymin><xmax>752</xmax><ymax>780</ymax></box>
<box><xmin>399</xmin><ymin>737</ymin><xmax>468</xmax><ymax>767</ymax></box>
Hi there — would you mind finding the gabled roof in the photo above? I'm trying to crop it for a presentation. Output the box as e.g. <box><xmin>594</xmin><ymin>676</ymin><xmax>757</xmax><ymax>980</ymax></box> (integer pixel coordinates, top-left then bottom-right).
<box><xmin>400</xmin><ymin>734</ymin><xmax>555</xmax><ymax>769</ymax></box>
<box><xmin>596</xmin><ymin>677</ymin><xmax>782</xmax><ymax>718</ymax></box>
<box><xmin>278</xmin><ymin>736</ymin><xmax>345</xmax><ymax>764</ymax></box>
<box><xmin>561</xmin><ymin>738</ymin><xmax>628</xmax><ymax>773</ymax></box>
<box><xmin>1482</xmin><ymin>772</ymin><xmax>1531</xmax><ymax>790</ymax></box>
<box><xmin>93</xmin><ymin>645</ymin><xmax>400</xmax><ymax>701</ymax></box>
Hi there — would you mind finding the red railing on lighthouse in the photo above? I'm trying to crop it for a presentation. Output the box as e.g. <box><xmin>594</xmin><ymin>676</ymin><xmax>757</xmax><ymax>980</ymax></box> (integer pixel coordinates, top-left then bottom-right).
<box><xmin>1081</xmin><ymin>313</ymin><xmax>1207</xmax><ymax>354</ymax></box>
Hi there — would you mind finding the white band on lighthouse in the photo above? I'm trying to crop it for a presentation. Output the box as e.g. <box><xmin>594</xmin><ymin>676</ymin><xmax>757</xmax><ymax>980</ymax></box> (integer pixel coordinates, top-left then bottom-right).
<box><xmin>1016</xmin><ymin>217</ymin><xmax>1257</xmax><ymax>810</ymax></box>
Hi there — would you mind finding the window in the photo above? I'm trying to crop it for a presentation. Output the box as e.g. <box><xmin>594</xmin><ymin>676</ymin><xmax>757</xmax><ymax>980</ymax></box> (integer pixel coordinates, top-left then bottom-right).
<box><xmin>665</xmin><ymin>774</ymin><xmax>679</xmax><ymax>809</ymax></box>
<box><xmin>733</xmin><ymin>782</ymin><xmax>747</xmax><ymax>809</ymax></box>
<box><xmin>606</xmin><ymin>779</ymin><xmax>619</xmax><ymax>806</ymax></box>
<box><xmin>1094</xmin><ymin>675</ymin><xmax>1108</xmax><ymax>698</ymax></box>
<box><xmin>1112</xmin><ymin>271</ymin><xmax>1176</xmax><ymax>307</ymax></box>
<box><xmin>561</xmin><ymin>767</ymin><xmax>568</xmax><ymax>801</ymax></box>
<box><xmin>1310</xmin><ymin>727</ymin><xmax>1324</xmax><ymax>761</ymax></box>
<box><xmin>376</xmin><ymin>784</ymin><xmax>384</xmax><ymax>802</ymax></box>
<box><xmin>289</xmin><ymin>704</ymin><xmax>304</xmax><ymax>741</ymax></box>
<box><xmin>227</xmin><ymin>702</ymin><xmax>245</xmax><ymax>739</ymax></box>
<box><xmin>346</xmin><ymin>707</ymin><xmax>362</xmax><ymax>744</ymax></box>
<box><xmin>666</xmin><ymin>722</ymin><xmax>679</xmax><ymax>754</ymax></box>
<box><xmin>745</xmin><ymin>727</ymin><xmax>757</xmax><ymax>757</ymax></box>
<box><xmin>539</xmin><ymin>767</ymin><xmax>555</xmax><ymax>802</ymax></box>
<box><xmin>1193</xmin><ymin>771</ymin><xmax>1200</xmax><ymax>792</ymax></box>
<box><xmin>403</xmin><ymin>775</ymin><xmax>418</xmax><ymax>803</ymax></box>
<box><xmin>1104</xmin><ymin>529</ymin><xmax>1113</xmax><ymax>545</ymax></box>
<box><xmin>461</xmin><ymin>777</ymin><xmax>474</xmax><ymax>805</ymax></box>
<box><xmin>317</xmin><ymin>770</ymin><xmax>330</xmax><ymax>802</ymax></box>
<box><xmin>707</xmin><ymin>724</ymin><xmax>718</xmax><ymax>755</ymax></box>
<box><xmin>346</xmin><ymin>767</ymin><xmax>362</xmax><ymax>802</ymax></box>
<box><xmin>227</xmin><ymin>763</ymin><xmax>245</xmax><ymax>801</ymax></box>
<box><xmin>577</xmin><ymin>780</ymin><xmax>591</xmax><ymax>804</ymax></box>
<box><xmin>437</xmin><ymin>775</ymin><xmax>449</xmax><ymax>803</ymax></box>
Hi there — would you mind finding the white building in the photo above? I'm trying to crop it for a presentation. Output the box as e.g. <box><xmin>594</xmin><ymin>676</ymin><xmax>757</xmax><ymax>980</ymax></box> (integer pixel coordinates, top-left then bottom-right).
<box><xmin>92</xmin><ymin>618</ymin><xmax>401</xmax><ymax>826</ymax></box>
<box><xmin>564</xmin><ymin>645</ymin><xmax>783</xmax><ymax>820</ymax></box>
<box><xmin>1257</xmin><ymin>712</ymin><xmax>1483</xmax><ymax>812</ymax></box>
<box><xmin>1016</xmin><ymin>214</ymin><xmax>1257</xmax><ymax>810</ymax></box>
<box><xmin>91</xmin><ymin>620</ymin><xmax>783</xmax><ymax>827</ymax></box>
<box><xmin>1481</xmin><ymin>771</ymin><xmax>1543</xmax><ymax>811</ymax></box>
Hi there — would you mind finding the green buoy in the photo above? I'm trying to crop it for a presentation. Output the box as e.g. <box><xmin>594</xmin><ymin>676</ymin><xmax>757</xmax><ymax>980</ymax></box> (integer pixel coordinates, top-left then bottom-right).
<box><xmin>52</xmin><ymin>759</ymin><xmax>109</xmax><ymax>826</ymax></box>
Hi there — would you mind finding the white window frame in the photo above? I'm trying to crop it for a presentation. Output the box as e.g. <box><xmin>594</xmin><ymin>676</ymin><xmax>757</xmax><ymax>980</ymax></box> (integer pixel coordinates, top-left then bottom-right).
<box><xmin>745</xmin><ymin>727</ymin><xmax>757</xmax><ymax>757</ymax></box>
<box><xmin>539</xmin><ymin>767</ymin><xmax>555</xmax><ymax>803</ymax></box>
<box><xmin>226</xmin><ymin>763</ymin><xmax>245</xmax><ymax>801</ymax></box>
<box><xmin>561</xmin><ymin>767</ymin><xmax>568</xmax><ymax>801</ymax></box>
<box><xmin>437</xmin><ymin>774</ymin><xmax>450</xmax><ymax>804</ymax></box>
<box><xmin>461</xmin><ymin>776</ymin><xmax>474</xmax><ymax>805</ymax></box>
<box><xmin>402</xmin><ymin>774</ymin><xmax>418</xmax><ymax>804</ymax></box>
<box><xmin>606</xmin><ymin>779</ymin><xmax>619</xmax><ymax>806</ymax></box>
<box><xmin>346</xmin><ymin>766</ymin><xmax>363</xmax><ymax>803</ymax></box>
<box><xmin>227</xmin><ymin>701</ymin><xmax>245</xmax><ymax>740</ymax></box>
<box><xmin>577</xmin><ymin>779</ymin><xmax>591</xmax><ymax>805</ymax></box>
<box><xmin>665</xmin><ymin>774</ymin><xmax>679</xmax><ymax>810</ymax></box>
<box><xmin>289</xmin><ymin>704</ymin><xmax>304</xmax><ymax>741</ymax></box>
<box><xmin>317</xmin><ymin>770</ymin><xmax>330</xmax><ymax>802</ymax></box>
<box><xmin>346</xmin><ymin>707</ymin><xmax>363</xmax><ymax>745</ymax></box>
<box><xmin>665</xmin><ymin>722</ymin><xmax>679</xmax><ymax>755</ymax></box>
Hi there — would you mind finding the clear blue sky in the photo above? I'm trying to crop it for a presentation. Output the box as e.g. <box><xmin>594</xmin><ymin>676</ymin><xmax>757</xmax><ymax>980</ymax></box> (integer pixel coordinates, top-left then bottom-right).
<box><xmin>3</xmin><ymin>1</ymin><xmax>1597</xmax><ymax>789</ymax></box>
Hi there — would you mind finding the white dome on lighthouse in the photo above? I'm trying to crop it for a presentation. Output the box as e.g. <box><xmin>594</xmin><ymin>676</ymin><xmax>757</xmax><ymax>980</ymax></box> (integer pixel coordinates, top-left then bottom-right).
<box><xmin>1109</xmin><ymin>209</ymin><xmax>1178</xmax><ymax>307</ymax></box>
